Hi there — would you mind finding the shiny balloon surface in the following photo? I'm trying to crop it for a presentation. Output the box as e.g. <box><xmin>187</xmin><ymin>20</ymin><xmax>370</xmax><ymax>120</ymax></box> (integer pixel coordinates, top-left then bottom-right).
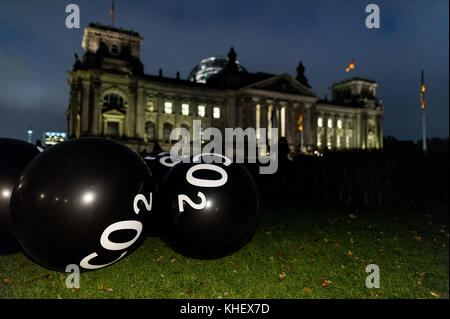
<box><xmin>0</xmin><ymin>138</ymin><xmax>40</xmax><ymax>254</ymax></box>
<box><xmin>11</xmin><ymin>138</ymin><xmax>154</xmax><ymax>272</ymax></box>
<box><xmin>156</xmin><ymin>153</ymin><xmax>260</xmax><ymax>259</ymax></box>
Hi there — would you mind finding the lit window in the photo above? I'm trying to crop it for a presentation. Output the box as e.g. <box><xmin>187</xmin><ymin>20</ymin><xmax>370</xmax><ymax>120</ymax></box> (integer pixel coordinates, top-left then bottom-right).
<box><xmin>164</xmin><ymin>102</ymin><xmax>173</xmax><ymax>114</ymax></box>
<box><xmin>327</xmin><ymin>119</ymin><xmax>333</xmax><ymax>128</ymax></box>
<box><xmin>337</xmin><ymin>119</ymin><xmax>343</xmax><ymax>129</ymax></box>
<box><xmin>318</xmin><ymin>118</ymin><xmax>323</xmax><ymax>128</ymax></box>
<box><xmin>198</xmin><ymin>105</ymin><xmax>205</xmax><ymax>117</ymax></box>
<box><xmin>213</xmin><ymin>107</ymin><xmax>220</xmax><ymax>119</ymax></box>
<box><xmin>337</xmin><ymin>136</ymin><xmax>341</xmax><ymax>148</ymax></box>
<box><xmin>103</xmin><ymin>94</ymin><xmax>124</xmax><ymax>110</ymax></box>
<box><xmin>317</xmin><ymin>135</ymin><xmax>322</xmax><ymax>147</ymax></box>
<box><xmin>181</xmin><ymin>104</ymin><xmax>189</xmax><ymax>116</ymax></box>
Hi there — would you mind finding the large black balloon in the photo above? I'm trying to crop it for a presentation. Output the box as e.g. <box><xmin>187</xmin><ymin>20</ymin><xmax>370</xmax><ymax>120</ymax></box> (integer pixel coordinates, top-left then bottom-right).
<box><xmin>156</xmin><ymin>153</ymin><xmax>260</xmax><ymax>259</ymax></box>
<box><xmin>143</xmin><ymin>151</ymin><xmax>181</xmax><ymax>237</ymax></box>
<box><xmin>143</xmin><ymin>151</ymin><xmax>181</xmax><ymax>189</ymax></box>
<box><xmin>0</xmin><ymin>138</ymin><xmax>40</xmax><ymax>255</ymax></box>
<box><xmin>10</xmin><ymin>138</ymin><xmax>154</xmax><ymax>272</ymax></box>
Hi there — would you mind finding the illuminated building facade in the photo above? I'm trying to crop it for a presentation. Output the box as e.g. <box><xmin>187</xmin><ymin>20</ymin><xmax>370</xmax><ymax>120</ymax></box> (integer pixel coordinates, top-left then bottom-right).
<box><xmin>67</xmin><ymin>23</ymin><xmax>383</xmax><ymax>153</ymax></box>
<box><xmin>44</xmin><ymin>132</ymin><xmax>67</xmax><ymax>146</ymax></box>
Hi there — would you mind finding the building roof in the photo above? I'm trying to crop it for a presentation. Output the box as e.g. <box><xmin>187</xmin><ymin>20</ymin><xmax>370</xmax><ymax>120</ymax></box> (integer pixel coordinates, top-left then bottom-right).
<box><xmin>87</xmin><ymin>23</ymin><xmax>141</xmax><ymax>37</ymax></box>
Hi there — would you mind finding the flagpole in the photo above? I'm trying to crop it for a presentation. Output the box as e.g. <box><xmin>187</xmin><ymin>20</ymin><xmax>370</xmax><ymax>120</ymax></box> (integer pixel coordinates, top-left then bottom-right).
<box><xmin>111</xmin><ymin>0</ymin><xmax>115</xmax><ymax>26</ymax></box>
<box><xmin>422</xmin><ymin>108</ymin><xmax>427</xmax><ymax>152</ymax></box>
<box><xmin>421</xmin><ymin>70</ymin><xmax>427</xmax><ymax>153</ymax></box>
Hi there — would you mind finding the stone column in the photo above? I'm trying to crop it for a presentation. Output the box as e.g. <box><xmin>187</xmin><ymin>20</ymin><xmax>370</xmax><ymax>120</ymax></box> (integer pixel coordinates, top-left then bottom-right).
<box><xmin>355</xmin><ymin>113</ymin><xmax>362</xmax><ymax>148</ymax></box>
<box><xmin>81</xmin><ymin>81</ymin><xmax>91</xmax><ymax>136</ymax></box>
<box><xmin>260</xmin><ymin>101</ymin><xmax>268</xmax><ymax>148</ymax></box>
<box><xmin>90</xmin><ymin>79</ymin><xmax>101</xmax><ymax>136</ymax></box>
<box><xmin>155</xmin><ymin>94</ymin><xmax>164</xmax><ymax>141</ymax></box>
<box><xmin>127</xmin><ymin>85</ymin><xmax>137</xmax><ymax>138</ymax></box>
<box><xmin>136</xmin><ymin>87</ymin><xmax>145</xmax><ymax>139</ymax></box>
<box><xmin>69</xmin><ymin>81</ymin><xmax>81</xmax><ymax>137</ymax></box>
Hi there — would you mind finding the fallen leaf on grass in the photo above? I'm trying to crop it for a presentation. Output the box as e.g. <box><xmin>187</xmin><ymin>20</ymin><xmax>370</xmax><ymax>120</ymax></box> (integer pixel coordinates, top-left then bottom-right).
<box><xmin>301</xmin><ymin>247</ymin><xmax>305</xmax><ymax>252</ymax></box>
<box><xmin>3</xmin><ymin>278</ymin><xmax>13</xmax><ymax>285</ymax></box>
<box><xmin>277</xmin><ymin>252</ymin><xmax>285</xmax><ymax>259</ymax></box>
<box><xmin>347</xmin><ymin>250</ymin><xmax>354</xmax><ymax>256</ymax></box>
<box><xmin>369</xmin><ymin>291</ymin><xmax>380</xmax><ymax>297</ymax></box>
<box><xmin>156</xmin><ymin>256</ymin><xmax>164</xmax><ymax>262</ymax></box>
<box><xmin>279</xmin><ymin>272</ymin><xmax>286</xmax><ymax>279</ymax></box>
<box><xmin>170</xmin><ymin>258</ymin><xmax>176</xmax><ymax>263</ymax></box>
<box><xmin>139</xmin><ymin>280</ymin><xmax>143</xmax><ymax>285</ymax></box>
<box><xmin>97</xmin><ymin>286</ymin><xmax>114</xmax><ymax>292</ymax></box>
<box><xmin>57</xmin><ymin>294</ymin><xmax>62</xmax><ymax>299</ymax></box>
<box><xmin>349</xmin><ymin>213</ymin><xmax>357</xmax><ymax>219</ymax></box>
<box><xmin>430</xmin><ymin>291</ymin><xmax>440</xmax><ymax>298</ymax></box>
<box><xmin>415</xmin><ymin>236</ymin><xmax>422</xmax><ymax>241</ymax></box>
<box><xmin>302</xmin><ymin>287</ymin><xmax>311</xmax><ymax>293</ymax></box>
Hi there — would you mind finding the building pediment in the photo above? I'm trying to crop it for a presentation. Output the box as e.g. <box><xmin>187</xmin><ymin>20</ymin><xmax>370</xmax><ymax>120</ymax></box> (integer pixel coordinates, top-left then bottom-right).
<box><xmin>102</xmin><ymin>108</ymin><xmax>126</xmax><ymax>118</ymax></box>
<box><xmin>244</xmin><ymin>74</ymin><xmax>317</xmax><ymax>97</ymax></box>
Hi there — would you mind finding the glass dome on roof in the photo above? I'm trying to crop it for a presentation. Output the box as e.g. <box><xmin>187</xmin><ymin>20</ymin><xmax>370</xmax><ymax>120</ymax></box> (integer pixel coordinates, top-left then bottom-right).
<box><xmin>188</xmin><ymin>56</ymin><xmax>247</xmax><ymax>83</ymax></box>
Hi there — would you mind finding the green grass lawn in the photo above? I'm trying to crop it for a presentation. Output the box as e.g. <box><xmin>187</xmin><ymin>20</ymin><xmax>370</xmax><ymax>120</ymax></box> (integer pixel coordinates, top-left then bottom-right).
<box><xmin>0</xmin><ymin>205</ymin><xmax>448</xmax><ymax>299</ymax></box>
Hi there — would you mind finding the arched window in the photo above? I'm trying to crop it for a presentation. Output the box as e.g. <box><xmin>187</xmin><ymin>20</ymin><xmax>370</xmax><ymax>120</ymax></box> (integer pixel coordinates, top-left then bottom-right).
<box><xmin>145</xmin><ymin>121</ymin><xmax>155</xmax><ymax>141</ymax></box>
<box><xmin>103</xmin><ymin>93</ymin><xmax>125</xmax><ymax>111</ymax></box>
<box><xmin>163</xmin><ymin>123</ymin><xmax>173</xmax><ymax>143</ymax></box>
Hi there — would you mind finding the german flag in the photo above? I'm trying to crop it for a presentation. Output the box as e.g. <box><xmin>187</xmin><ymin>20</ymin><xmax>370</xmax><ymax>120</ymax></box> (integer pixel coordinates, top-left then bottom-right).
<box><xmin>298</xmin><ymin>110</ymin><xmax>303</xmax><ymax>131</ymax></box>
<box><xmin>420</xmin><ymin>70</ymin><xmax>425</xmax><ymax>109</ymax></box>
<box><xmin>346</xmin><ymin>60</ymin><xmax>355</xmax><ymax>72</ymax></box>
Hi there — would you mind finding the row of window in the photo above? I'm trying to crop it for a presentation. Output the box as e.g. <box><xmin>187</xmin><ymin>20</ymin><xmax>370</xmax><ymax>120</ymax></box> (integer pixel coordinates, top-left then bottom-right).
<box><xmin>145</xmin><ymin>122</ymin><xmax>191</xmax><ymax>143</ymax></box>
<box><xmin>148</xmin><ymin>101</ymin><xmax>221</xmax><ymax>118</ymax></box>
<box><xmin>317</xmin><ymin>117</ymin><xmax>352</xmax><ymax>129</ymax></box>
<box><xmin>317</xmin><ymin>134</ymin><xmax>353</xmax><ymax>149</ymax></box>
<box><xmin>102</xmin><ymin>94</ymin><xmax>221</xmax><ymax>118</ymax></box>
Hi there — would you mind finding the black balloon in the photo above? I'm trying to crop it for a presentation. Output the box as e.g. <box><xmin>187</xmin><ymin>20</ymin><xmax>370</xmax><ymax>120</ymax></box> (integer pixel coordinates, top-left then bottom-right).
<box><xmin>143</xmin><ymin>151</ymin><xmax>182</xmax><ymax>189</ymax></box>
<box><xmin>10</xmin><ymin>138</ymin><xmax>154</xmax><ymax>272</ymax></box>
<box><xmin>156</xmin><ymin>153</ymin><xmax>260</xmax><ymax>259</ymax></box>
<box><xmin>0</xmin><ymin>138</ymin><xmax>40</xmax><ymax>255</ymax></box>
<box><xmin>143</xmin><ymin>151</ymin><xmax>182</xmax><ymax>237</ymax></box>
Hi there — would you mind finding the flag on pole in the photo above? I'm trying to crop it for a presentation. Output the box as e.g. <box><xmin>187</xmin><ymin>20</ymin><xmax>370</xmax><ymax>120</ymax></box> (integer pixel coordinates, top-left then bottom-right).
<box><xmin>298</xmin><ymin>110</ymin><xmax>303</xmax><ymax>131</ymax></box>
<box><xmin>110</xmin><ymin>0</ymin><xmax>115</xmax><ymax>26</ymax></box>
<box><xmin>345</xmin><ymin>60</ymin><xmax>355</xmax><ymax>72</ymax></box>
<box><xmin>420</xmin><ymin>70</ymin><xmax>425</xmax><ymax>109</ymax></box>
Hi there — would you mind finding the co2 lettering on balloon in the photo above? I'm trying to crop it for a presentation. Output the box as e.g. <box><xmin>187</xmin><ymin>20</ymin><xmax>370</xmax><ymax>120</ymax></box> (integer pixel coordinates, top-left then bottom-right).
<box><xmin>80</xmin><ymin>193</ymin><xmax>150</xmax><ymax>270</ymax></box>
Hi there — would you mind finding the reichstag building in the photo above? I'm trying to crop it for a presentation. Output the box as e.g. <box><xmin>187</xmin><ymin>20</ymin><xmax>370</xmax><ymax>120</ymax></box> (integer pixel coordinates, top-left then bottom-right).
<box><xmin>66</xmin><ymin>23</ymin><xmax>384</xmax><ymax>153</ymax></box>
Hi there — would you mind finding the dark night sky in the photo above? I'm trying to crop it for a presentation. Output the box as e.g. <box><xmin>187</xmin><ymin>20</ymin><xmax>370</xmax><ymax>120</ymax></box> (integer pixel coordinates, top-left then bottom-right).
<box><xmin>0</xmin><ymin>0</ymin><xmax>448</xmax><ymax>143</ymax></box>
